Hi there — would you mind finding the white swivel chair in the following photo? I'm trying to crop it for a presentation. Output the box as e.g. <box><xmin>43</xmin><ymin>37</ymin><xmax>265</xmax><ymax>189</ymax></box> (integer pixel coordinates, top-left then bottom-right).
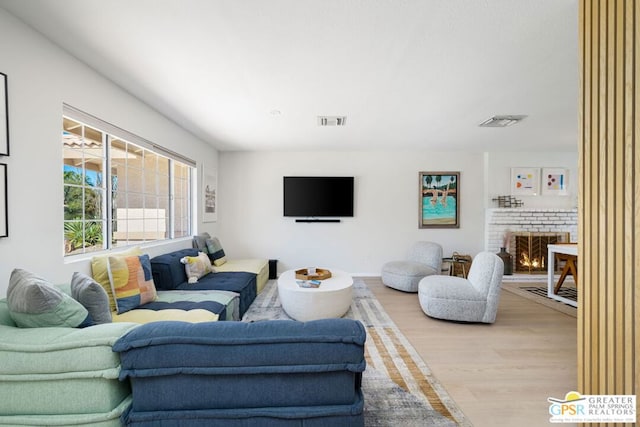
<box><xmin>381</xmin><ymin>242</ymin><xmax>443</xmax><ymax>293</ymax></box>
<box><xmin>418</xmin><ymin>252</ymin><xmax>504</xmax><ymax>323</ymax></box>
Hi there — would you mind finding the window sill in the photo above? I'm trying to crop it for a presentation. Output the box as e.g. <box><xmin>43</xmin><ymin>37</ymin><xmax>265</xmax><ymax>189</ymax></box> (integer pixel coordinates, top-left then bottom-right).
<box><xmin>63</xmin><ymin>237</ymin><xmax>193</xmax><ymax>265</ymax></box>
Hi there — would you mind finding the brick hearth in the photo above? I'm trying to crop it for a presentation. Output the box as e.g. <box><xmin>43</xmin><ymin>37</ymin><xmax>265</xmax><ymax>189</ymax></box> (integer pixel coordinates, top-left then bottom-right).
<box><xmin>485</xmin><ymin>208</ymin><xmax>578</xmax><ymax>264</ymax></box>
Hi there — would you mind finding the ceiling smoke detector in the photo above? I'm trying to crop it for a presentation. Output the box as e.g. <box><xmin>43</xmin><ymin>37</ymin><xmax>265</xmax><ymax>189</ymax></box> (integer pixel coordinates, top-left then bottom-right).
<box><xmin>479</xmin><ymin>115</ymin><xmax>527</xmax><ymax>127</ymax></box>
<box><xmin>317</xmin><ymin>116</ymin><xmax>347</xmax><ymax>126</ymax></box>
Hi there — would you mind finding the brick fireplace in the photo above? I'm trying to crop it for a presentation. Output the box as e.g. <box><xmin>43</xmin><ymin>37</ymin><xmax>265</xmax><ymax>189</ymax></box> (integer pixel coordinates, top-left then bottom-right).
<box><xmin>485</xmin><ymin>208</ymin><xmax>578</xmax><ymax>275</ymax></box>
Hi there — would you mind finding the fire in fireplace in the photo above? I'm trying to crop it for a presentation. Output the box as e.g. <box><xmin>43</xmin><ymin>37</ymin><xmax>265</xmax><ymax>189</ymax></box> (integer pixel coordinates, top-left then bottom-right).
<box><xmin>512</xmin><ymin>232</ymin><xmax>570</xmax><ymax>274</ymax></box>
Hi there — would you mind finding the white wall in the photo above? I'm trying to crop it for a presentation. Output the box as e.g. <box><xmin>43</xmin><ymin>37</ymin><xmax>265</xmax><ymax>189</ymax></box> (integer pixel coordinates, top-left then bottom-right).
<box><xmin>219</xmin><ymin>150</ymin><xmax>578</xmax><ymax>276</ymax></box>
<box><xmin>485</xmin><ymin>151</ymin><xmax>578</xmax><ymax>209</ymax></box>
<box><xmin>0</xmin><ymin>9</ymin><xmax>218</xmax><ymax>296</ymax></box>
<box><xmin>219</xmin><ymin>151</ymin><xmax>487</xmax><ymax>275</ymax></box>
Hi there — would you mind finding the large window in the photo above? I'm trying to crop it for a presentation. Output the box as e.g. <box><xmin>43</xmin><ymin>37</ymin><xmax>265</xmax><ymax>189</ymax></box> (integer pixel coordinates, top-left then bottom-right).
<box><xmin>63</xmin><ymin>106</ymin><xmax>194</xmax><ymax>256</ymax></box>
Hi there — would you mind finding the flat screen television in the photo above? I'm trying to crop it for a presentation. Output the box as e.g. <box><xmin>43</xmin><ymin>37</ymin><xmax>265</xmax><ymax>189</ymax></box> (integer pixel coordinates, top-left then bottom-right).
<box><xmin>283</xmin><ymin>176</ymin><xmax>354</xmax><ymax>217</ymax></box>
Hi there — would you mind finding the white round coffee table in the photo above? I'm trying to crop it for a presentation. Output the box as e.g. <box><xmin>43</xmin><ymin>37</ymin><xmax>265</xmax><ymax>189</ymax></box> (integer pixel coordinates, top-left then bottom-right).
<box><xmin>277</xmin><ymin>269</ymin><xmax>354</xmax><ymax>321</ymax></box>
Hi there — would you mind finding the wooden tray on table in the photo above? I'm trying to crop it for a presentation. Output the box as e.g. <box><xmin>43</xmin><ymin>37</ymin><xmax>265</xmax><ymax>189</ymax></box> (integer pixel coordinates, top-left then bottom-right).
<box><xmin>295</xmin><ymin>268</ymin><xmax>332</xmax><ymax>281</ymax></box>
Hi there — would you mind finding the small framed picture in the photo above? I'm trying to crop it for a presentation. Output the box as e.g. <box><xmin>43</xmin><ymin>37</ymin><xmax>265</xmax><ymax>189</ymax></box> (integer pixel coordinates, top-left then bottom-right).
<box><xmin>511</xmin><ymin>168</ymin><xmax>540</xmax><ymax>196</ymax></box>
<box><xmin>202</xmin><ymin>163</ymin><xmax>217</xmax><ymax>223</ymax></box>
<box><xmin>0</xmin><ymin>72</ymin><xmax>8</xmax><ymax>156</ymax></box>
<box><xmin>419</xmin><ymin>171</ymin><xmax>459</xmax><ymax>228</ymax></box>
<box><xmin>0</xmin><ymin>163</ymin><xmax>7</xmax><ymax>237</ymax></box>
<box><xmin>542</xmin><ymin>168</ymin><xmax>569</xmax><ymax>196</ymax></box>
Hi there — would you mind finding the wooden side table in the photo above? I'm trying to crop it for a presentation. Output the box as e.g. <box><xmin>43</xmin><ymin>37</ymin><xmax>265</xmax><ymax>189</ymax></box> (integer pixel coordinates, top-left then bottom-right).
<box><xmin>442</xmin><ymin>257</ymin><xmax>470</xmax><ymax>278</ymax></box>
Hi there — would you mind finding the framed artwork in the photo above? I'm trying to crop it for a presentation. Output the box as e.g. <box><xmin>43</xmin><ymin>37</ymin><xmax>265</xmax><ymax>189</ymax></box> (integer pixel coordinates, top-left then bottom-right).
<box><xmin>419</xmin><ymin>171</ymin><xmax>459</xmax><ymax>228</ymax></box>
<box><xmin>0</xmin><ymin>73</ymin><xmax>8</xmax><ymax>156</ymax></box>
<box><xmin>202</xmin><ymin>164</ymin><xmax>217</xmax><ymax>223</ymax></box>
<box><xmin>0</xmin><ymin>163</ymin><xmax>7</xmax><ymax>237</ymax></box>
<box><xmin>511</xmin><ymin>167</ymin><xmax>540</xmax><ymax>196</ymax></box>
<box><xmin>542</xmin><ymin>167</ymin><xmax>569</xmax><ymax>196</ymax></box>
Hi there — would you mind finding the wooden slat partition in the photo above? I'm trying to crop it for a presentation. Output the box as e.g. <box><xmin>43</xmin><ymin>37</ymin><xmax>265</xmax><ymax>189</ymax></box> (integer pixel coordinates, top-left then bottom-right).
<box><xmin>578</xmin><ymin>0</ymin><xmax>638</xmax><ymax>425</ymax></box>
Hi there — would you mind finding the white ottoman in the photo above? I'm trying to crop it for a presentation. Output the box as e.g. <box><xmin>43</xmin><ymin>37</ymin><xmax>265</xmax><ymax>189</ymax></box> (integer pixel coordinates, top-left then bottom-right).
<box><xmin>277</xmin><ymin>269</ymin><xmax>353</xmax><ymax>321</ymax></box>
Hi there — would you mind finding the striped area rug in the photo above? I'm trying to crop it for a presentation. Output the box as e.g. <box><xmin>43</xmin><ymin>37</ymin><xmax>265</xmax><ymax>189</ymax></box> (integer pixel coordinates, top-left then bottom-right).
<box><xmin>243</xmin><ymin>278</ymin><xmax>471</xmax><ymax>426</ymax></box>
<box><xmin>523</xmin><ymin>285</ymin><xmax>577</xmax><ymax>302</ymax></box>
<box><xmin>501</xmin><ymin>281</ymin><xmax>577</xmax><ymax>317</ymax></box>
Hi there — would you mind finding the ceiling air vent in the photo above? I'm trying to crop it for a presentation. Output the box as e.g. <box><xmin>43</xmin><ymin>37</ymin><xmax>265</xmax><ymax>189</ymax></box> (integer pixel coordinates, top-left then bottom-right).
<box><xmin>479</xmin><ymin>115</ymin><xmax>527</xmax><ymax>128</ymax></box>
<box><xmin>317</xmin><ymin>116</ymin><xmax>347</xmax><ymax>126</ymax></box>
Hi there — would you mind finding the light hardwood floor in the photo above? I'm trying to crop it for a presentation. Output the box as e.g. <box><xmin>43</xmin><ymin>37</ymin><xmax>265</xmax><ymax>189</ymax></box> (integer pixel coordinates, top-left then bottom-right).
<box><xmin>366</xmin><ymin>277</ymin><xmax>577</xmax><ymax>427</ymax></box>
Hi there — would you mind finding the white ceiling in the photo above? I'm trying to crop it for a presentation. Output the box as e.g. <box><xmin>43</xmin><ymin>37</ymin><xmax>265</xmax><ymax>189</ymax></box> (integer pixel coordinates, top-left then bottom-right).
<box><xmin>0</xmin><ymin>0</ymin><xmax>578</xmax><ymax>152</ymax></box>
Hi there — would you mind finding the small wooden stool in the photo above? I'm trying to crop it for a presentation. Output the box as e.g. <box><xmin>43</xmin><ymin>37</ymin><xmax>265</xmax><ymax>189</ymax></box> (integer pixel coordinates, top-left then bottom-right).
<box><xmin>554</xmin><ymin>253</ymin><xmax>578</xmax><ymax>294</ymax></box>
<box><xmin>442</xmin><ymin>253</ymin><xmax>472</xmax><ymax>279</ymax></box>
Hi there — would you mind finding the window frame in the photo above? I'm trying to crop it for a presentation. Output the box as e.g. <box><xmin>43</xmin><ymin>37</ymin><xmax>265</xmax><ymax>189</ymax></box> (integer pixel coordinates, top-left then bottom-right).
<box><xmin>63</xmin><ymin>104</ymin><xmax>195</xmax><ymax>257</ymax></box>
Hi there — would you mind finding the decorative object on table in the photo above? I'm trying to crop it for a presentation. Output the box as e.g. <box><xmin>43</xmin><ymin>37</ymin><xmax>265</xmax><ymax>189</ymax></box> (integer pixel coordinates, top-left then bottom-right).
<box><xmin>295</xmin><ymin>267</ymin><xmax>331</xmax><ymax>281</ymax></box>
<box><xmin>0</xmin><ymin>72</ymin><xmax>8</xmax><ymax>156</ymax></box>
<box><xmin>381</xmin><ymin>241</ymin><xmax>443</xmax><ymax>292</ymax></box>
<box><xmin>541</xmin><ymin>167</ymin><xmax>569</xmax><ymax>196</ymax></box>
<box><xmin>201</xmin><ymin>162</ymin><xmax>217</xmax><ymax>222</ymax></box>
<box><xmin>0</xmin><ymin>163</ymin><xmax>6</xmax><ymax>238</ymax></box>
<box><xmin>497</xmin><ymin>231</ymin><xmax>513</xmax><ymax>275</ymax></box>
<box><xmin>418</xmin><ymin>171</ymin><xmax>459</xmax><ymax>228</ymax></box>
<box><xmin>510</xmin><ymin>167</ymin><xmax>540</xmax><ymax>196</ymax></box>
<box><xmin>418</xmin><ymin>252</ymin><xmax>504</xmax><ymax>324</ymax></box>
<box><xmin>296</xmin><ymin>279</ymin><xmax>321</xmax><ymax>288</ymax></box>
<box><xmin>491</xmin><ymin>195</ymin><xmax>524</xmax><ymax>208</ymax></box>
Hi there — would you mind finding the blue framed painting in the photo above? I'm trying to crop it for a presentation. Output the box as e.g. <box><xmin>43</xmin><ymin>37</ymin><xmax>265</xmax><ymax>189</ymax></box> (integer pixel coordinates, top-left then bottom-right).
<box><xmin>419</xmin><ymin>171</ymin><xmax>459</xmax><ymax>228</ymax></box>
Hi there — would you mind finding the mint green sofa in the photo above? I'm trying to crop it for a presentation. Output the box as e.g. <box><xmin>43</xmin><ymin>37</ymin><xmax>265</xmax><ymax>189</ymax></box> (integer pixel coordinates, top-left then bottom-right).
<box><xmin>0</xmin><ymin>300</ymin><xmax>139</xmax><ymax>426</ymax></box>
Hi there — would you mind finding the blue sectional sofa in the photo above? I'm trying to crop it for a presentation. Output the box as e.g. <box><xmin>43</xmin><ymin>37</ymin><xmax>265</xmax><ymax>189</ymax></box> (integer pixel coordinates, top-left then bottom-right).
<box><xmin>113</xmin><ymin>318</ymin><xmax>366</xmax><ymax>426</ymax></box>
<box><xmin>0</xmin><ymin>294</ymin><xmax>366</xmax><ymax>426</ymax></box>
<box><xmin>149</xmin><ymin>248</ymin><xmax>257</xmax><ymax>318</ymax></box>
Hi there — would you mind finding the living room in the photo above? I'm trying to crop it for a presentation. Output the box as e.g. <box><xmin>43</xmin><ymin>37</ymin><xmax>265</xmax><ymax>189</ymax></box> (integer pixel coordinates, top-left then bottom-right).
<box><xmin>0</xmin><ymin>0</ymin><xmax>581</xmax><ymax>300</ymax></box>
<box><xmin>0</xmin><ymin>1</ymin><xmax>637</xmax><ymax>426</ymax></box>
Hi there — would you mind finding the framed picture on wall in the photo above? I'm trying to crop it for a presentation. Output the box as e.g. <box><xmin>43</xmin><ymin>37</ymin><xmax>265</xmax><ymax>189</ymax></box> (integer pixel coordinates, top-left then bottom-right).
<box><xmin>419</xmin><ymin>171</ymin><xmax>459</xmax><ymax>228</ymax></box>
<box><xmin>202</xmin><ymin>163</ymin><xmax>217</xmax><ymax>223</ymax></box>
<box><xmin>0</xmin><ymin>163</ymin><xmax>7</xmax><ymax>237</ymax></box>
<box><xmin>0</xmin><ymin>73</ymin><xmax>8</xmax><ymax>156</ymax></box>
<box><xmin>511</xmin><ymin>167</ymin><xmax>540</xmax><ymax>196</ymax></box>
<box><xmin>541</xmin><ymin>167</ymin><xmax>569</xmax><ymax>196</ymax></box>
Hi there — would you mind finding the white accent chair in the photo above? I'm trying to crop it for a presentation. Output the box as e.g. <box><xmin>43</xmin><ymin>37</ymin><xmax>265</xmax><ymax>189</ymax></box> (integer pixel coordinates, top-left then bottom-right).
<box><xmin>418</xmin><ymin>252</ymin><xmax>504</xmax><ymax>323</ymax></box>
<box><xmin>381</xmin><ymin>242</ymin><xmax>443</xmax><ymax>293</ymax></box>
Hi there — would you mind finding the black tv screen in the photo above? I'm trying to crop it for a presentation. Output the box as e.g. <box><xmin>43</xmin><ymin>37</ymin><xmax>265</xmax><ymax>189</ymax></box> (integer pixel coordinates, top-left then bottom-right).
<box><xmin>283</xmin><ymin>176</ymin><xmax>354</xmax><ymax>217</ymax></box>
